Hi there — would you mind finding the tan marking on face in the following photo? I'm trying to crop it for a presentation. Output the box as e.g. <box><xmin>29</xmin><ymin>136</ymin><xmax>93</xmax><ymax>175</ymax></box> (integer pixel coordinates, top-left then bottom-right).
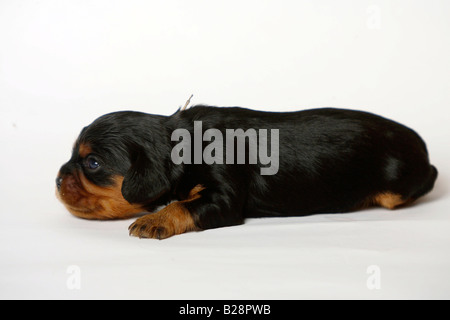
<box><xmin>57</xmin><ymin>170</ymin><xmax>144</xmax><ymax>220</ymax></box>
<box><xmin>78</xmin><ymin>143</ymin><xmax>92</xmax><ymax>158</ymax></box>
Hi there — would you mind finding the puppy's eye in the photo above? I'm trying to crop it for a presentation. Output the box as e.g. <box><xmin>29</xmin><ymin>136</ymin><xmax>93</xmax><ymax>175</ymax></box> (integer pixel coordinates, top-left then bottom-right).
<box><xmin>85</xmin><ymin>156</ymin><xmax>100</xmax><ymax>170</ymax></box>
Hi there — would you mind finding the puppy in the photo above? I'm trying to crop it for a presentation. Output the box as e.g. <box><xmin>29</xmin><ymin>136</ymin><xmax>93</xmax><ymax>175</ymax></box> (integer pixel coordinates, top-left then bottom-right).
<box><xmin>56</xmin><ymin>106</ymin><xmax>438</xmax><ymax>239</ymax></box>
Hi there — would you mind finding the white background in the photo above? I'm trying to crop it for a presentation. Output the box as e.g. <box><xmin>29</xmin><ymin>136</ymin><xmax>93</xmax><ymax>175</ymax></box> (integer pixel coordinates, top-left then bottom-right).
<box><xmin>0</xmin><ymin>0</ymin><xmax>449</xmax><ymax>299</ymax></box>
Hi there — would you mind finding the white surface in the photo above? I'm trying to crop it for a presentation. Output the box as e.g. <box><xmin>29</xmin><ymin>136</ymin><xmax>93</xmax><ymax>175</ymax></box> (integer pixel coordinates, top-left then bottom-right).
<box><xmin>1</xmin><ymin>0</ymin><xmax>449</xmax><ymax>299</ymax></box>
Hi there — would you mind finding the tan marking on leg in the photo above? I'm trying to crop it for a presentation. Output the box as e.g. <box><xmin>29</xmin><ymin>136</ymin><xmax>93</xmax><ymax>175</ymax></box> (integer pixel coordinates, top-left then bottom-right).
<box><xmin>128</xmin><ymin>185</ymin><xmax>205</xmax><ymax>239</ymax></box>
<box><xmin>373</xmin><ymin>192</ymin><xmax>405</xmax><ymax>210</ymax></box>
<box><xmin>186</xmin><ymin>184</ymin><xmax>205</xmax><ymax>201</ymax></box>
<box><xmin>128</xmin><ymin>202</ymin><xmax>199</xmax><ymax>239</ymax></box>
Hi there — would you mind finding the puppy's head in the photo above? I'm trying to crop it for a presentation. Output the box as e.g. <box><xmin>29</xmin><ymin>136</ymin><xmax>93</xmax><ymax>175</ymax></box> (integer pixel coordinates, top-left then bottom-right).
<box><xmin>56</xmin><ymin>111</ymin><xmax>173</xmax><ymax>220</ymax></box>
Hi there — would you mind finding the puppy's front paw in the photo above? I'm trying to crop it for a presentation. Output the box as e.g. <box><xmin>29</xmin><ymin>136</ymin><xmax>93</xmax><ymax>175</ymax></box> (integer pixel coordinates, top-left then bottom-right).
<box><xmin>128</xmin><ymin>214</ymin><xmax>172</xmax><ymax>239</ymax></box>
<box><xmin>128</xmin><ymin>202</ymin><xmax>198</xmax><ymax>239</ymax></box>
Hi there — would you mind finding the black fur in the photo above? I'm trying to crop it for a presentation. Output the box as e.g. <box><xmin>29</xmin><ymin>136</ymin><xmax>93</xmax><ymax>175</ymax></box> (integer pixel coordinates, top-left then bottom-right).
<box><xmin>64</xmin><ymin>106</ymin><xmax>438</xmax><ymax>231</ymax></box>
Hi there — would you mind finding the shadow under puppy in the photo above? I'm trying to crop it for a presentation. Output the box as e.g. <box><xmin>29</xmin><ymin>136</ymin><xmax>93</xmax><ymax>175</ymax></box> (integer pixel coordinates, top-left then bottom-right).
<box><xmin>56</xmin><ymin>106</ymin><xmax>438</xmax><ymax>239</ymax></box>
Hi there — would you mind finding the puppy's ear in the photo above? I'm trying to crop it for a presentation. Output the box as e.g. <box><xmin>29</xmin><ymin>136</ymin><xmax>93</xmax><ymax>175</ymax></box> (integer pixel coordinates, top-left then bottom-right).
<box><xmin>121</xmin><ymin>145</ymin><xmax>171</xmax><ymax>204</ymax></box>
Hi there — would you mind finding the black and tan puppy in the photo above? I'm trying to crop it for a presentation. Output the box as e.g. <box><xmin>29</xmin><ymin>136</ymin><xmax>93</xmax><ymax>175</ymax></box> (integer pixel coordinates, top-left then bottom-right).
<box><xmin>56</xmin><ymin>106</ymin><xmax>437</xmax><ymax>239</ymax></box>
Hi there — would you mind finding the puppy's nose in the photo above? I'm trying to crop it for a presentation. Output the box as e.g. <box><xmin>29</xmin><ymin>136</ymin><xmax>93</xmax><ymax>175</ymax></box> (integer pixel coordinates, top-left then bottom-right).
<box><xmin>56</xmin><ymin>177</ymin><xmax>63</xmax><ymax>191</ymax></box>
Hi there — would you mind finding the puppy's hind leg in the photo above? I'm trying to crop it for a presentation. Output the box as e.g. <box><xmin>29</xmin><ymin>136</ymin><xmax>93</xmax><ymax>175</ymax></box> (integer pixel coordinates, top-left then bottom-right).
<box><xmin>370</xmin><ymin>165</ymin><xmax>438</xmax><ymax>210</ymax></box>
<box><xmin>371</xmin><ymin>192</ymin><xmax>409</xmax><ymax>210</ymax></box>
